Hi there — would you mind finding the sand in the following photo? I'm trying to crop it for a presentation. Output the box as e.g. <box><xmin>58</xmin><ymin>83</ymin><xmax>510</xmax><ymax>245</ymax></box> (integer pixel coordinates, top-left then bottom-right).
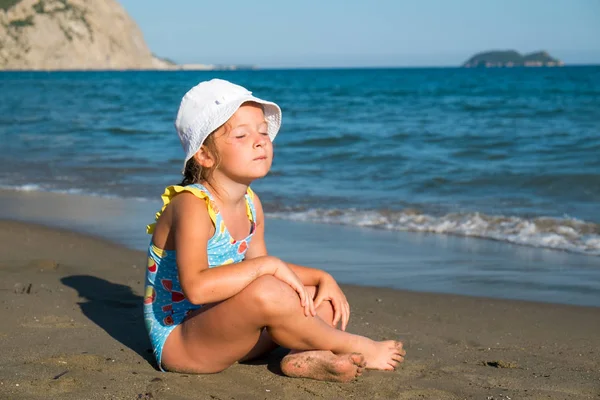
<box><xmin>0</xmin><ymin>219</ymin><xmax>599</xmax><ymax>399</ymax></box>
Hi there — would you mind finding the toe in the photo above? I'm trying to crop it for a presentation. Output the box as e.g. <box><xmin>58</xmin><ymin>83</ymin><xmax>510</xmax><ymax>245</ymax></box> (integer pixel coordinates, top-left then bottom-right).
<box><xmin>350</xmin><ymin>353</ymin><xmax>366</xmax><ymax>367</ymax></box>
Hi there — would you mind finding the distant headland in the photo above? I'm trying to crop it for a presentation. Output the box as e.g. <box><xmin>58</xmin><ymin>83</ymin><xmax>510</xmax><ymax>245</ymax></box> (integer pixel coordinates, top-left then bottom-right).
<box><xmin>0</xmin><ymin>0</ymin><xmax>254</xmax><ymax>71</ymax></box>
<box><xmin>462</xmin><ymin>50</ymin><xmax>564</xmax><ymax>68</ymax></box>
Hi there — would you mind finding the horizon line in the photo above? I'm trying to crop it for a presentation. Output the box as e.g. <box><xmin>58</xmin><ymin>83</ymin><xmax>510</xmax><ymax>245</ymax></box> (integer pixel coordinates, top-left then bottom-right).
<box><xmin>1</xmin><ymin>63</ymin><xmax>600</xmax><ymax>73</ymax></box>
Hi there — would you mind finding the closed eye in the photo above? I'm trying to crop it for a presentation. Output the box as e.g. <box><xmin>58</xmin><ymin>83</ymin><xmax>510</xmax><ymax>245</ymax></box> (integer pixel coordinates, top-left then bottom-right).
<box><xmin>258</xmin><ymin>122</ymin><xmax>268</xmax><ymax>135</ymax></box>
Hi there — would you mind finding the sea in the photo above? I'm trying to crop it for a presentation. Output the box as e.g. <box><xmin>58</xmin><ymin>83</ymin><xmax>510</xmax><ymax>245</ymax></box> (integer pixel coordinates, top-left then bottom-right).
<box><xmin>0</xmin><ymin>67</ymin><xmax>599</xmax><ymax>305</ymax></box>
<box><xmin>2</xmin><ymin>67</ymin><xmax>599</xmax><ymax>251</ymax></box>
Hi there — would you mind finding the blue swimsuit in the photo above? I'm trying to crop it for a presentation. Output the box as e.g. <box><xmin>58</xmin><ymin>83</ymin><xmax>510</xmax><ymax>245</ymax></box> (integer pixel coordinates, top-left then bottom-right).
<box><xmin>143</xmin><ymin>183</ymin><xmax>257</xmax><ymax>371</ymax></box>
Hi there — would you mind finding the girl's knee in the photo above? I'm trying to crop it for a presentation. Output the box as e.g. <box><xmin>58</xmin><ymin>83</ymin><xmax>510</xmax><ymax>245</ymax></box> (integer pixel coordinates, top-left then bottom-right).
<box><xmin>243</xmin><ymin>276</ymin><xmax>300</xmax><ymax>315</ymax></box>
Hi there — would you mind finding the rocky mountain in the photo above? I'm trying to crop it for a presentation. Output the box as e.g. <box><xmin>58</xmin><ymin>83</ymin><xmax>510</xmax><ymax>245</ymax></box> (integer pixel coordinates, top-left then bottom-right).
<box><xmin>0</xmin><ymin>0</ymin><xmax>173</xmax><ymax>70</ymax></box>
<box><xmin>462</xmin><ymin>50</ymin><xmax>563</xmax><ymax>68</ymax></box>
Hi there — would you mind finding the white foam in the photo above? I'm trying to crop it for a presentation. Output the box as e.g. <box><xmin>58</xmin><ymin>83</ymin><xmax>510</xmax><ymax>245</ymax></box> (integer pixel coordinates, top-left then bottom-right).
<box><xmin>5</xmin><ymin>183</ymin><xmax>44</xmax><ymax>192</ymax></box>
<box><xmin>0</xmin><ymin>184</ymin><xmax>150</xmax><ymax>202</ymax></box>
<box><xmin>268</xmin><ymin>208</ymin><xmax>600</xmax><ymax>256</ymax></box>
<box><xmin>1</xmin><ymin>183</ymin><xmax>598</xmax><ymax>255</ymax></box>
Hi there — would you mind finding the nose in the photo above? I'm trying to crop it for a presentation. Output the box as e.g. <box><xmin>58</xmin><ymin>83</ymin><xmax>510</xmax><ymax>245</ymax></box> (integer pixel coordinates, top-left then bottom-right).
<box><xmin>253</xmin><ymin>131</ymin><xmax>267</xmax><ymax>148</ymax></box>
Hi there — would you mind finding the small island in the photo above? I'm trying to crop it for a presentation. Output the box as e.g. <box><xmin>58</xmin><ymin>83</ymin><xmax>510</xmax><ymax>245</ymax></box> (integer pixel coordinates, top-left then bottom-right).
<box><xmin>462</xmin><ymin>50</ymin><xmax>564</xmax><ymax>68</ymax></box>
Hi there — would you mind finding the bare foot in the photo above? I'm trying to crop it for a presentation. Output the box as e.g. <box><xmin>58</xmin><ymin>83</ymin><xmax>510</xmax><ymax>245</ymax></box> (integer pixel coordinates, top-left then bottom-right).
<box><xmin>362</xmin><ymin>340</ymin><xmax>405</xmax><ymax>371</ymax></box>
<box><xmin>281</xmin><ymin>351</ymin><xmax>366</xmax><ymax>383</ymax></box>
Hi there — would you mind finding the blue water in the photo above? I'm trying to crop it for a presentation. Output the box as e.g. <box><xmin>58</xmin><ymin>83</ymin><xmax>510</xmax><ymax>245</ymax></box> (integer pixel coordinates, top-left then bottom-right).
<box><xmin>1</xmin><ymin>67</ymin><xmax>599</xmax><ymax>255</ymax></box>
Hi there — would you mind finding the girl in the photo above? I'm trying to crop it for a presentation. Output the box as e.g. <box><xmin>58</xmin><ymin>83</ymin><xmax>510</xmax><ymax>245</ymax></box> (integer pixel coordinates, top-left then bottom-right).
<box><xmin>144</xmin><ymin>79</ymin><xmax>405</xmax><ymax>382</ymax></box>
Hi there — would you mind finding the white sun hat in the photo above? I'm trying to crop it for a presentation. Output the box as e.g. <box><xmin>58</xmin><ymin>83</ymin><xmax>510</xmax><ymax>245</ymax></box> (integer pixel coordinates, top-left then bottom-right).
<box><xmin>175</xmin><ymin>78</ymin><xmax>282</xmax><ymax>173</ymax></box>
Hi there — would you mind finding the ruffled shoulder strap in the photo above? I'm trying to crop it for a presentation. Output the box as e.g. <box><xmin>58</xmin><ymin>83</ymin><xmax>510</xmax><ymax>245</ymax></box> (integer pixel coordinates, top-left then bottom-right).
<box><xmin>146</xmin><ymin>184</ymin><xmax>219</xmax><ymax>234</ymax></box>
<box><xmin>245</xmin><ymin>187</ymin><xmax>257</xmax><ymax>222</ymax></box>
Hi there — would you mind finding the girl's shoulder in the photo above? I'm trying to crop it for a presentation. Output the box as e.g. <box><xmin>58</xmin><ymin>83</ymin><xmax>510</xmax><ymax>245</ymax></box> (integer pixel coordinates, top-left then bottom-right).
<box><xmin>146</xmin><ymin>184</ymin><xmax>217</xmax><ymax>234</ymax></box>
<box><xmin>163</xmin><ymin>184</ymin><xmax>218</xmax><ymax>219</ymax></box>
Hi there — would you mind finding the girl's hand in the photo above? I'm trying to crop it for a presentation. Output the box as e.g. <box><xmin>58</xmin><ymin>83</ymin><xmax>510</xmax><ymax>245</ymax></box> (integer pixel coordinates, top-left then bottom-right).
<box><xmin>270</xmin><ymin>257</ymin><xmax>316</xmax><ymax>317</ymax></box>
<box><xmin>314</xmin><ymin>274</ymin><xmax>350</xmax><ymax>331</ymax></box>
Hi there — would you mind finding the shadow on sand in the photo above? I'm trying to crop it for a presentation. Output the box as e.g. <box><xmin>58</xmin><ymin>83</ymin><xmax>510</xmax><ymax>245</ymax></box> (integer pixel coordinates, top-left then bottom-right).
<box><xmin>61</xmin><ymin>275</ymin><xmax>155</xmax><ymax>366</ymax></box>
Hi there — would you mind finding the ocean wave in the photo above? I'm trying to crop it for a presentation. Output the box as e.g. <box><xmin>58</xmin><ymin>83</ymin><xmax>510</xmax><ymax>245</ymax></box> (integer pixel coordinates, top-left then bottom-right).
<box><xmin>267</xmin><ymin>208</ymin><xmax>600</xmax><ymax>256</ymax></box>
<box><xmin>106</xmin><ymin>127</ymin><xmax>154</xmax><ymax>135</ymax></box>
<box><xmin>284</xmin><ymin>134</ymin><xmax>365</xmax><ymax>148</ymax></box>
<box><xmin>0</xmin><ymin>183</ymin><xmax>45</xmax><ymax>192</ymax></box>
<box><xmin>0</xmin><ymin>184</ymin><xmax>151</xmax><ymax>202</ymax></box>
<box><xmin>1</xmin><ymin>183</ymin><xmax>599</xmax><ymax>256</ymax></box>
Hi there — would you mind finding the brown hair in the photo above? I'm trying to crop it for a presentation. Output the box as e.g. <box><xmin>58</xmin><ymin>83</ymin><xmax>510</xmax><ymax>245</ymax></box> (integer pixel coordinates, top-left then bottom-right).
<box><xmin>179</xmin><ymin>132</ymin><xmax>221</xmax><ymax>186</ymax></box>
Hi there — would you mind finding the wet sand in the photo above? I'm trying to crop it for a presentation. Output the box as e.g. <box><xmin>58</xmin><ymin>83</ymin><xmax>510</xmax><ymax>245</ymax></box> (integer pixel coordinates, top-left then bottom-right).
<box><xmin>0</xmin><ymin>219</ymin><xmax>599</xmax><ymax>399</ymax></box>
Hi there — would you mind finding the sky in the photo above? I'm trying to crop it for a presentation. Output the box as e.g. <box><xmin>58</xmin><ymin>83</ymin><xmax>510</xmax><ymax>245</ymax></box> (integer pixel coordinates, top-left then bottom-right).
<box><xmin>119</xmin><ymin>0</ymin><xmax>600</xmax><ymax>68</ymax></box>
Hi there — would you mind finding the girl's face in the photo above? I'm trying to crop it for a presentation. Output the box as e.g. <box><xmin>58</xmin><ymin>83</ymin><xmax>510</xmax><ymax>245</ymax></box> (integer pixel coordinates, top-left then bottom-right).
<box><xmin>212</xmin><ymin>102</ymin><xmax>273</xmax><ymax>184</ymax></box>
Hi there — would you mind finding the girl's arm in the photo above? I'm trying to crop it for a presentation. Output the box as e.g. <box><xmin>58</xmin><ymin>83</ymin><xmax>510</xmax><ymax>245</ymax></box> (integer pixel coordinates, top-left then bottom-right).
<box><xmin>172</xmin><ymin>193</ymin><xmax>313</xmax><ymax>315</ymax></box>
<box><xmin>284</xmin><ymin>262</ymin><xmax>332</xmax><ymax>287</ymax></box>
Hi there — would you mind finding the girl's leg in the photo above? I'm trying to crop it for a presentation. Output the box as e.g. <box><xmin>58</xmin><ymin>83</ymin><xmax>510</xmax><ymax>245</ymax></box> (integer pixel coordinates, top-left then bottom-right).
<box><xmin>238</xmin><ymin>285</ymin><xmax>336</xmax><ymax>363</ymax></box>
<box><xmin>279</xmin><ymin>287</ymin><xmax>368</xmax><ymax>382</ymax></box>
<box><xmin>161</xmin><ymin>276</ymin><xmax>405</xmax><ymax>374</ymax></box>
<box><xmin>240</xmin><ymin>285</ymin><xmax>368</xmax><ymax>382</ymax></box>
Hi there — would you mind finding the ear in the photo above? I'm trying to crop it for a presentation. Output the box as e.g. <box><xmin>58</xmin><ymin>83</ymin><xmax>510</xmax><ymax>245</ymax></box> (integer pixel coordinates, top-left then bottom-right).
<box><xmin>193</xmin><ymin>145</ymin><xmax>215</xmax><ymax>168</ymax></box>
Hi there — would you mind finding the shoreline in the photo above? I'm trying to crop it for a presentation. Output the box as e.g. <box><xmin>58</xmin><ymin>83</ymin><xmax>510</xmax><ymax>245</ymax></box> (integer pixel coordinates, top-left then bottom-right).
<box><xmin>1</xmin><ymin>188</ymin><xmax>599</xmax><ymax>308</ymax></box>
<box><xmin>0</xmin><ymin>219</ymin><xmax>598</xmax><ymax>399</ymax></box>
<box><xmin>2</xmin><ymin>216</ymin><xmax>600</xmax><ymax>310</ymax></box>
